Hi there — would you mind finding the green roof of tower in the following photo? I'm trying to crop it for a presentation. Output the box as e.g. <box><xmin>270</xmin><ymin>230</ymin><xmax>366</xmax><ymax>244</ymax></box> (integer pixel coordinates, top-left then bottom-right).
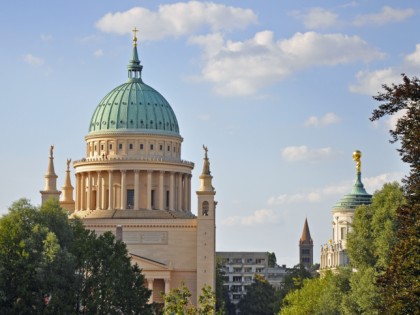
<box><xmin>88</xmin><ymin>30</ymin><xmax>180</xmax><ymax>136</ymax></box>
<box><xmin>333</xmin><ymin>172</ymin><xmax>372</xmax><ymax>212</ymax></box>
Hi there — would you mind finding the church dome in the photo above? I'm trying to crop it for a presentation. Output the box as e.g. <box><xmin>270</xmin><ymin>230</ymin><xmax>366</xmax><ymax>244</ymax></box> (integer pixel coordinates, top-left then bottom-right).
<box><xmin>88</xmin><ymin>35</ymin><xmax>179</xmax><ymax>136</ymax></box>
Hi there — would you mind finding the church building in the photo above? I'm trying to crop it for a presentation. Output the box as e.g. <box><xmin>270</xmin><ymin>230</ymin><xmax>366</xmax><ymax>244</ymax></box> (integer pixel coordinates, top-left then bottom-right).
<box><xmin>319</xmin><ymin>150</ymin><xmax>372</xmax><ymax>272</ymax></box>
<box><xmin>299</xmin><ymin>218</ymin><xmax>313</xmax><ymax>268</ymax></box>
<box><xmin>40</xmin><ymin>30</ymin><xmax>216</xmax><ymax>305</ymax></box>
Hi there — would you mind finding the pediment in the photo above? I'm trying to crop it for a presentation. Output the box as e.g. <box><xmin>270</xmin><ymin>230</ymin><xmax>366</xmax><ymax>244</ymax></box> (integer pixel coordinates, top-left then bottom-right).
<box><xmin>130</xmin><ymin>253</ymin><xmax>171</xmax><ymax>271</ymax></box>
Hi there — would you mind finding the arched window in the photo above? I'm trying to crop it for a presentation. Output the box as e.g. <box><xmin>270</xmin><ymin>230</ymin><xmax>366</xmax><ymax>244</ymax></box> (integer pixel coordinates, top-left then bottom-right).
<box><xmin>202</xmin><ymin>201</ymin><xmax>209</xmax><ymax>216</ymax></box>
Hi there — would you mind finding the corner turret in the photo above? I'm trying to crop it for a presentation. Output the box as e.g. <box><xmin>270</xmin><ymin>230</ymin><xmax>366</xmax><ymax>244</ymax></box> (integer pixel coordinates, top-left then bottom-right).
<box><xmin>60</xmin><ymin>158</ymin><xmax>75</xmax><ymax>213</ymax></box>
<box><xmin>196</xmin><ymin>145</ymin><xmax>216</xmax><ymax>305</ymax></box>
<box><xmin>40</xmin><ymin>145</ymin><xmax>61</xmax><ymax>205</ymax></box>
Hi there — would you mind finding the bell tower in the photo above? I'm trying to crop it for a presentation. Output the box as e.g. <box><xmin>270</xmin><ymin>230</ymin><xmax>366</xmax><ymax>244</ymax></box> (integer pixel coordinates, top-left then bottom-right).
<box><xmin>196</xmin><ymin>145</ymin><xmax>216</xmax><ymax>302</ymax></box>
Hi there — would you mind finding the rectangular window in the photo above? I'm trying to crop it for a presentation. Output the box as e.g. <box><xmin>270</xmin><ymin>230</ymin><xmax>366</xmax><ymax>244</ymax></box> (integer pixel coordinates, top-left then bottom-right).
<box><xmin>140</xmin><ymin>144</ymin><xmax>144</xmax><ymax>150</ymax></box>
<box><xmin>256</xmin><ymin>258</ymin><xmax>265</xmax><ymax>264</ymax></box>
<box><xmin>233</xmin><ymin>268</ymin><xmax>242</xmax><ymax>273</ymax></box>
<box><xmin>233</xmin><ymin>276</ymin><xmax>242</xmax><ymax>282</ymax></box>
<box><xmin>150</xmin><ymin>144</ymin><xmax>154</xmax><ymax>150</ymax></box>
<box><xmin>151</xmin><ymin>190</ymin><xmax>155</xmax><ymax>208</ymax></box>
<box><xmin>129</xmin><ymin>143</ymin><xmax>133</xmax><ymax>150</ymax></box>
<box><xmin>126</xmin><ymin>189</ymin><xmax>134</xmax><ymax>209</ymax></box>
<box><xmin>244</xmin><ymin>267</ymin><xmax>252</xmax><ymax>273</ymax></box>
<box><xmin>173</xmin><ymin>146</ymin><xmax>175</xmax><ymax>152</ymax></box>
<box><xmin>256</xmin><ymin>268</ymin><xmax>264</xmax><ymax>273</ymax></box>
<box><xmin>109</xmin><ymin>144</ymin><xmax>113</xmax><ymax>150</ymax></box>
<box><xmin>341</xmin><ymin>227</ymin><xmax>347</xmax><ymax>240</ymax></box>
<box><xmin>101</xmin><ymin>144</ymin><xmax>104</xmax><ymax>150</ymax></box>
<box><xmin>159</xmin><ymin>144</ymin><xmax>163</xmax><ymax>151</ymax></box>
<box><xmin>119</xmin><ymin>143</ymin><xmax>123</xmax><ymax>150</ymax></box>
<box><xmin>167</xmin><ymin>145</ymin><xmax>170</xmax><ymax>151</ymax></box>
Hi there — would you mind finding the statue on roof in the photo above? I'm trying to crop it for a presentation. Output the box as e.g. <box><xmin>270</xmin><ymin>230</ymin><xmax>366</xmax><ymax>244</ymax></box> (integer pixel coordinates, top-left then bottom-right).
<box><xmin>352</xmin><ymin>150</ymin><xmax>362</xmax><ymax>173</ymax></box>
<box><xmin>50</xmin><ymin>145</ymin><xmax>54</xmax><ymax>158</ymax></box>
<box><xmin>203</xmin><ymin>145</ymin><xmax>208</xmax><ymax>159</ymax></box>
<box><xmin>66</xmin><ymin>158</ymin><xmax>71</xmax><ymax>170</ymax></box>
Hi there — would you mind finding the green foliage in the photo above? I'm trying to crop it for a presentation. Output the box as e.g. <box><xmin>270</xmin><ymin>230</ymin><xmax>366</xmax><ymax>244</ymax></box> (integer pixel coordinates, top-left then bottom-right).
<box><xmin>341</xmin><ymin>267</ymin><xmax>380</xmax><ymax>315</ymax></box>
<box><xmin>237</xmin><ymin>274</ymin><xmax>277</xmax><ymax>315</ymax></box>
<box><xmin>0</xmin><ymin>198</ymin><xmax>152</xmax><ymax>314</ymax></box>
<box><xmin>280</xmin><ymin>270</ymin><xmax>350</xmax><ymax>315</ymax></box>
<box><xmin>215</xmin><ymin>258</ymin><xmax>234</xmax><ymax>315</ymax></box>
<box><xmin>162</xmin><ymin>283</ymin><xmax>216</xmax><ymax>315</ymax></box>
<box><xmin>371</xmin><ymin>75</ymin><xmax>420</xmax><ymax>314</ymax></box>
<box><xmin>347</xmin><ymin>182</ymin><xmax>404</xmax><ymax>271</ymax></box>
<box><xmin>345</xmin><ymin>183</ymin><xmax>404</xmax><ymax>313</ymax></box>
<box><xmin>268</xmin><ymin>252</ymin><xmax>277</xmax><ymax>267</ymax></box>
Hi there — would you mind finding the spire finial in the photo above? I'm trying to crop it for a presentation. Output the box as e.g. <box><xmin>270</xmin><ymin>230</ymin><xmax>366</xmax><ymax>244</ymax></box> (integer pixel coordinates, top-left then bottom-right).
<box><xmin>132</xmin><ymin>27</ymin><xmax>138</xmax><ymax>47</ymax></box>
<box><xmin>203</xmin><ymin>144</ymin><xmax>208</xmax><ymax>159</ymax></box>
<box><xmin>50</xmin><ymin>145</ymin><xmax>54</xmax><ymax>158</ymax></box>
<box><xmin>352</xmin><ymin>150</ymin><xmax>362</xmax><ymax>173</ymax></box>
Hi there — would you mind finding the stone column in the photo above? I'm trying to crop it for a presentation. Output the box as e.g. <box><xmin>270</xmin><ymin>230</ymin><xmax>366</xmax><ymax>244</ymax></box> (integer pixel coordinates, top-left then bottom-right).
<box><xmin>81</xmin><ymin>173</ymin><xmax>85</xmax><ymax>210</ymax></box>
<box><xmin>189</xmin><ymin>174</ymin><xmax>192</xmax><ymax>211</ymax></box>
<box><xmin>87</xmin><ymin>172</ymin><xmax>92</xmax><ymax>210</ymax></box>
<box><xmin>146</xmin><ymin>171</ymin><xmax>152</xmax><ymax>210</ymax></box>
<box><xmin>164</xmin><ymin>278</ymin><xmax>171</xmax><ymax>294</ymax></box>
<box><xmin>108</xmin><ymin>170</ymin><xmax>113</xmax><ymax>210</ymax></box>
<box><xmin>177</xmin><ymin>173</ymin><xmax>183</xmax><ymax>211</ymax></box>
<box><xmin>120</xmin><ymin>170</ymin><xmax>126</xmax><ymax>209</ymax></box>
<box><xmin>75</xmin><ymin>173</ymin><xmax>80</xmax><ymax>211</ymax></box>
<box><xmin>96</xmin><ymin>171</ymin><xmax>101</xmax><ymax>210</ymax></box>
<box><xmin>169</xmin><ymin>172</ymin><xmax>175</xmax><ymax>211</ymax></box>
<box><xmin>134</xmin><ymin>170</ymin><xmax>140</xmax><ymax>210</ymax></box>
<box><xmin>183</xmin><ymin>174</ymin><xmax>188</xmax><ymax>212</ymax></box>
<box><xmin>159</xmin><ymin>171</ymin><xmax>164</xmax><ymax>210</ymax></box>
<box><xmin>101</xmin><ymin>176</ymin><xmax>106</xmax><ymax>210</ymax></box>
<box><xmin>147</xmin><ymin>278</ymin><xmax>154</xmax><ymax>303</ymax></box>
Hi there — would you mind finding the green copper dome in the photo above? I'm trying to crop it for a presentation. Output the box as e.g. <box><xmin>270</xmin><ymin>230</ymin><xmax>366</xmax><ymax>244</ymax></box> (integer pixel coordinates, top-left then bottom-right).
<box><xmin>89</xmin><ymin>42</ymin><xmax>179</xmax><ymax>136</ymax></box>
<box><xmin>333</xmin><ymin>172</ymin><xmax>372</xmax><ymax>211</ymax></box>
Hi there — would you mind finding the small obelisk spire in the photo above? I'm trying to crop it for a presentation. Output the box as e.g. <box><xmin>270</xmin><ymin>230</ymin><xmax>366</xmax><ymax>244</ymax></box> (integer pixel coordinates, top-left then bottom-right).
<box><xmin>40</xmin><ymin>145</ymin><xmax>61</xmax><ymax>205</ymax></box>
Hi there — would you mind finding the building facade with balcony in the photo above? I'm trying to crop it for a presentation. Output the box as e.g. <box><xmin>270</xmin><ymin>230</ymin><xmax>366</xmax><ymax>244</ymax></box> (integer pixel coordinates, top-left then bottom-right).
<box><xmin>217</xmin><ymin>252</ymin><xmax>288</xmax><ymax>304</ymax></box>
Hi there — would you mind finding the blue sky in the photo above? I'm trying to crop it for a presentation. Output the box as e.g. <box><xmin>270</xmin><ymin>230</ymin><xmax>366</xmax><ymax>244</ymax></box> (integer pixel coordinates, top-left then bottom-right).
<box><xmin>0</xmin><ymin>1</ymin><xmax>418</xmax><ymax>267</ymax></box>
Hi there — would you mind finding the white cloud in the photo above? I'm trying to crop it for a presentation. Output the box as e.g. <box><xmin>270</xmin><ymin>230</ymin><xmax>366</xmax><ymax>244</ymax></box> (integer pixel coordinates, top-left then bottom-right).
<box><xmin>40</xmin><ymin>34</ymin><xmax>52</xmax><ymax>42</ymax></box>
<box><xmin>198</xmin><ymin>114</ymin><xmax>210</xmax><ymax>121</ymax></box>
<box><xmin>305</xmin><ymin>112</ymin><xmax>341</xmax><ymax>127</ymax></box>
<box><xmin>384</xmin><ymin>109</ymin><xmax>407</xmax><ymax>131</ymax></box>
<box><xmin>23</xmin><ymin>54</ymin><xmax>44</xmax><ymax>66</ymax></box>
<box><xmin>191</xmin><ymin>31</ymin><xmax>384</xmax><ymax>96</ymax></box>
<box><xmin>405</xmin><ymin>44</ymin><xmax>420</xmax><ymax>66</ymax></box>
<box><xmin>363</xmin><ymin>172</ymin><xmax>404</xmax><ymax>192</ymax></box>
<box><xmin>96</xmin><ymin>1</ymin><xmax>257</xmax><ymax>40</ymax></box>
<box><xmin>353</xmin><ymin>6</ymin><xmax>415</xmax><ymax>27</ymax></box>
<box><xmin>349</xmin><ymin>44</ymin><xmax>420</xmax><ymax>95</ymax></box>
<box><xmin>267</xmin><ymin>172</ymin><xmax>403</xmax><ymax>205</ymax></box>
<box><xmin>94</xmin><ymin>49</ymin><xmax>104</xmax><ymax>57</ymax></box>
<box><xmin>221</xmin><ymin>209</ymin><xmax>278</xmax><ymax>226</ymax></box>
<box><xmin>349</xmin><ymin>68</ymin><xmax>400</xmax><ymax>95</ymax></box>
<box><xmin>293</xmin><ymin>7</ymin><xmax>339</xmax><ymax>29</ymax></box>
<box><xmin>282</xmin><ymin>145</ymin><xmax>338</xmax><ymax>162</ymax></box>
<box><xmin>267</xmin><ymin>192</ymin><xmax>321</xmax><ymax>205</ymax></box>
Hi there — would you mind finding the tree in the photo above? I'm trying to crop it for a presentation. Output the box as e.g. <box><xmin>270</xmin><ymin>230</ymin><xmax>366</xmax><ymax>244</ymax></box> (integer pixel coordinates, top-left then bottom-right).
<box><xmin>267</xmin><ymin>252</ymin><xmax>277</xmax><ymax>268</ymax></box>
<box><xmin>371</xmin><ymin>74</ymin><xmax>420</xmax><ymax>314</ymax></box>
<box><xmin>0</xmin><ymin>198</ymin><xmax>152</xmax><ymax>314</ymax></box>
<box><xmin>215</xmin><ymin>259</ymin><xmax>234</xmax><ymax>315</ymax></box>
<box><xmin>347</xmin><ymin>182</ymin><xmax>404</xmax><ymax>270</ymax></box>
<box><xmin>162</xmin><ymin>283</ymin><xmax>216</xmax><ymax>315</ymax></box>
<box><xmin>280</xmin><ymin>270</ymin><xmax>350</xmax><ymax>315</ymax></box>
<box><xmin>237</xmin><ymin>274</ymin><xmax>277</xmax><ymax>315</ymax></box>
